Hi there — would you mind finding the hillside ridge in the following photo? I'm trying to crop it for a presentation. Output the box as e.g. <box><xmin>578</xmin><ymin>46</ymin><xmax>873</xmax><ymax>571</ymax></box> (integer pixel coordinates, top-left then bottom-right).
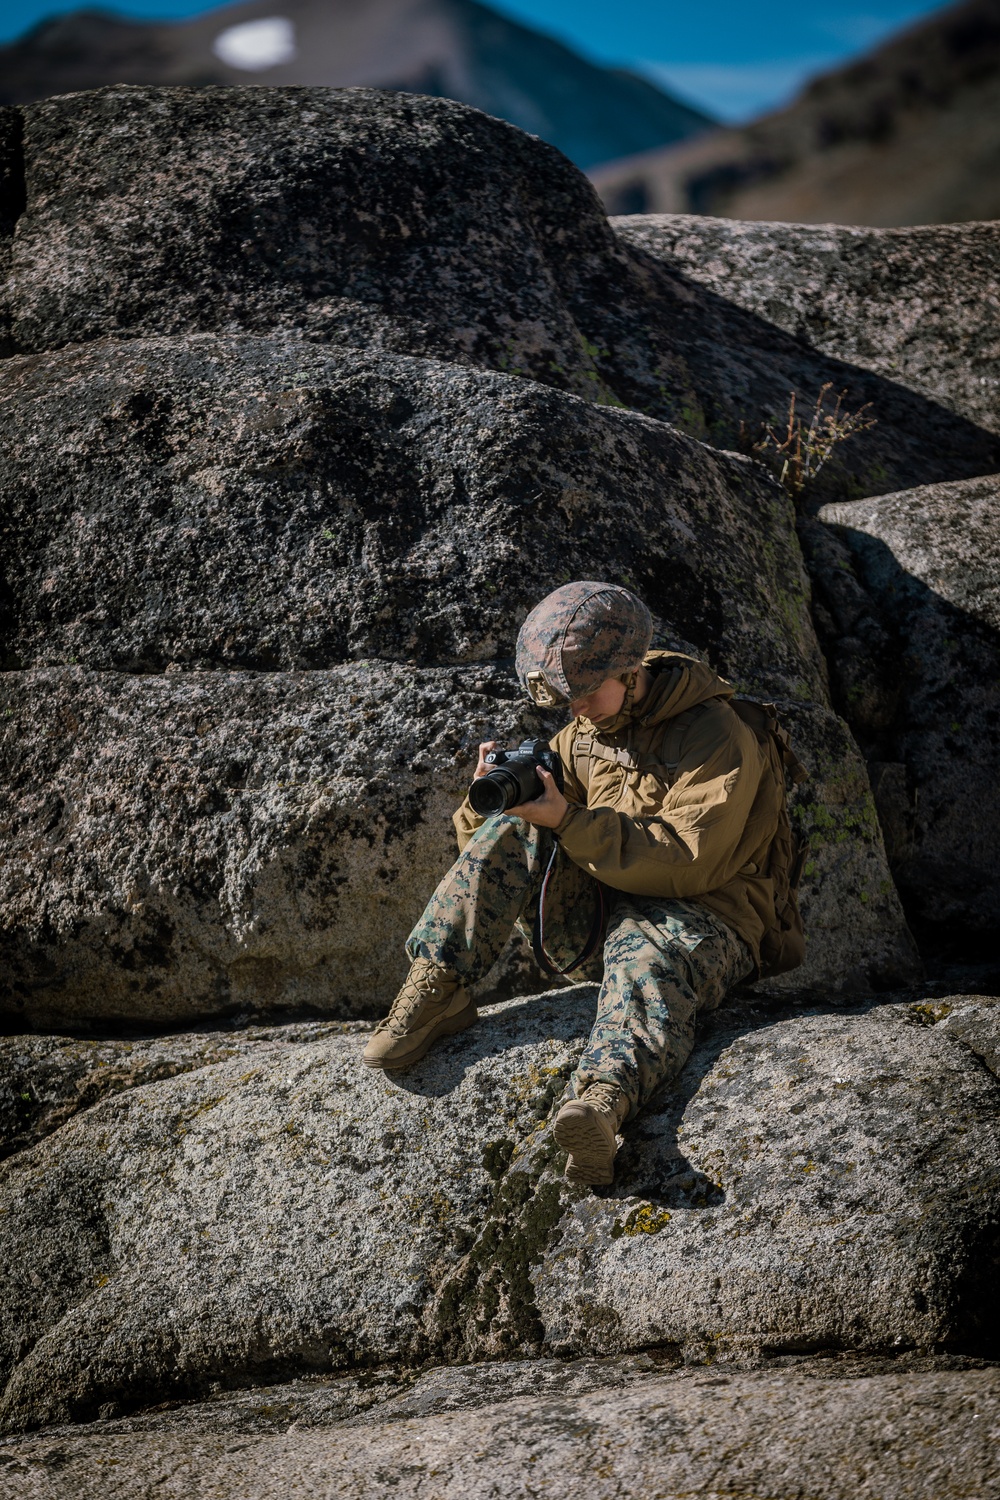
<box><xmin>592</xmin><ymin>0</ymin><xmax>1000</xmax><ymax>225</ymax></box>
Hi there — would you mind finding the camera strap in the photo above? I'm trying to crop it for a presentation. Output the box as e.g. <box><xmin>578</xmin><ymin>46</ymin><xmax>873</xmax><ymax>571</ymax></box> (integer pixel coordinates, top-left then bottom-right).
<box><xmin>531</xmin><ymin>841</ymin><xmax>606</xmax><ymax>977</ymax></box>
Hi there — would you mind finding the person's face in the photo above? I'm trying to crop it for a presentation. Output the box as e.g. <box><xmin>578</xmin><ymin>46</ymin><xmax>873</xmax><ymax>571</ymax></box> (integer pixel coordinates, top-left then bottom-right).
<box><xmin>570</xmin><ymin>676</ymin><xmax>627</xmax><ymax>722</ymax></box>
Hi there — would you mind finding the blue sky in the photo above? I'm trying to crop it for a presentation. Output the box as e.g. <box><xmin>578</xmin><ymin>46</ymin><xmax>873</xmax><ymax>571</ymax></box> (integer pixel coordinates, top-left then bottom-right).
<box><xmin>0</xmin><ymin>0</ymin><xmax>952</xmax><ymax>119</ymax></box>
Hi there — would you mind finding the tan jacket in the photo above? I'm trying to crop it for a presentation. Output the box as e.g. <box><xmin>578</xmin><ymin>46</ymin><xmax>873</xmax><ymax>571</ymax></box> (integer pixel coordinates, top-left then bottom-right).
<box><xmin>454</xmin><ymin>651</ymin><xmax>780</xmax><ymax>968</ymax></box>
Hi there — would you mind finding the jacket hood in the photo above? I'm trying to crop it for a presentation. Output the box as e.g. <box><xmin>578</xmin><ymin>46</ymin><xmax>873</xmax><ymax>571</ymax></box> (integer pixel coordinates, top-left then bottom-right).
<box><xmin>586</xmin><ymin>650</ymin><xmax>733</xmax><ymax>734</ymax></box>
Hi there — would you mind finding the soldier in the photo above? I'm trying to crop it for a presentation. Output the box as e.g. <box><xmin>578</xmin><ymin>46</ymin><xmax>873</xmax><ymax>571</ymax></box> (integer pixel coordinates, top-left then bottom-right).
<box><xmin>363</xmin><ymin>580</ymin><xmax>782</xmax><ymax>1187</ymax></box>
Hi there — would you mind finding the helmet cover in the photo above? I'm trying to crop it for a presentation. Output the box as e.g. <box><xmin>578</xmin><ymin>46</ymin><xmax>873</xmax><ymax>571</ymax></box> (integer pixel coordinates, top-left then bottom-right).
<box><xmin>515</xmin><ymin>581</ymin><xmax>653</xmax><ymax>706</ymax></box>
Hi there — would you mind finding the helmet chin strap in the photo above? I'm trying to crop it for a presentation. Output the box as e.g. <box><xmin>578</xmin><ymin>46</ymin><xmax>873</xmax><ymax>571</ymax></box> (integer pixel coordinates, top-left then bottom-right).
<box><xmin>619</xmin><ymin>667</ymin><xmax>640</xmax><ymax>717</ymax></box>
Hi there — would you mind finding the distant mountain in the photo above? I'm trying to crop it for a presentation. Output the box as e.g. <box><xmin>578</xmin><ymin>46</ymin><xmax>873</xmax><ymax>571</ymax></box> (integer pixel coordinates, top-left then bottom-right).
<box><xmin>0</xmin><ymin>0</ymin><xmax>715</xmax><ymax>171</ymax></box>
<box><xmin>591</xmin><ymin>0</ymin><xmax>1000</xmax><ymax>225</ymax></box>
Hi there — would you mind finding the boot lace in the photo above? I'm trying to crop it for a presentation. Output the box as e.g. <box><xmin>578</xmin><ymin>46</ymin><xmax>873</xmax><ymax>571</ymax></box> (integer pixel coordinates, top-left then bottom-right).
<box><xmin>582</xmin><ymin>1081</ymin><xmax>625</xmax><ymax>1115</ymax></box>
<box><xmin>380</xmin><ymin>968</ymin><xmax>455</xmax><ymax>1036</ymax></box>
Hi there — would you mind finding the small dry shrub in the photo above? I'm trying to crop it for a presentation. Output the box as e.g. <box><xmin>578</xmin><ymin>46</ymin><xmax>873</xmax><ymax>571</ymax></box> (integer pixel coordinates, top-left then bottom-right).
<box><xmin>742</xmin><ymin>383</ymin><xmax>877</xmax><ymax>498</ymax></box>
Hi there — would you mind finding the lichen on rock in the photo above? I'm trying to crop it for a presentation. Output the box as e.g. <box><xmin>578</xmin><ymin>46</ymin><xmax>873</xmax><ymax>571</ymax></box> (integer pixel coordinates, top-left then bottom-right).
<box><xmin>1</xmin><ymin>993</ymin><xmax>998</xmax><ymax>1435</ymax></box>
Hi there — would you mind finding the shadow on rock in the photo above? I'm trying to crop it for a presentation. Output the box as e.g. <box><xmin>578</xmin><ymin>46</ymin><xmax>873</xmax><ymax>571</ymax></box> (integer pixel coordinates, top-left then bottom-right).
<box><xmin>801</xmin><ymin>479</ymin><xmax>1000</xmax><ymax>951</ymax></box>
<box><xmin>601</xmin><ymin>998</ymin><xmax>811</xmax><ymax>1210</ymax></box>
<box><xmin>387</xmin><ymin>987</ymin><xmax>594</xmax><ymax>1100</ymax></box>
<box><xmin>587</xmin><ymin>240</ymin><xmax>1000</xmax><ymax>503</ymax></box>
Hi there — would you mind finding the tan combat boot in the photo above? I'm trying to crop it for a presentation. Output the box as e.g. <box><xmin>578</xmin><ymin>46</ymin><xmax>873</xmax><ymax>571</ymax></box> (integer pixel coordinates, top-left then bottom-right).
<box><xmin>553</xmin><ymin>1081</ymin><xmax>629</xmax><ymax>1186</ymax></box>
<box><xmin>362</xmin><ymin>958</ymin><xmax>477</xmax><ymax>1071</ymax></box>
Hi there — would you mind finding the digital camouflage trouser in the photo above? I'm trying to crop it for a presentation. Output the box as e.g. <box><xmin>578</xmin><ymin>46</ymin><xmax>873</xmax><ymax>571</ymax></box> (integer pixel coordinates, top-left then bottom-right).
<box><xmin>406</xmin><ymin>815</ymin><xmax>754</xmax><ymax>1120</ymax></box>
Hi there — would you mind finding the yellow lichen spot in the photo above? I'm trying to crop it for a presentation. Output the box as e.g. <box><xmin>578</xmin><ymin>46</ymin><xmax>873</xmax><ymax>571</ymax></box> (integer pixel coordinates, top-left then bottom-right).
<box><xmin>611</xmin><ymin>1203</ymin><xmax>672</xmax><ymax>1239</ymax></box>
<box><xmin>909</xmin><ymin>1002</ymin><xmax>953</xmax><ymax>1026</ymax></box>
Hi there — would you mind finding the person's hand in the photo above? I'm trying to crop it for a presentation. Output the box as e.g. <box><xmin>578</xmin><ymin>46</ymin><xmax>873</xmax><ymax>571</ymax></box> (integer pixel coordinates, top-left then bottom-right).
<box><xmin>473</xmin><ymin>741</ymin><xmax>497</xmax><ymax>779</ymax></box>
<box><xmin>508</xmin><ymin>767</ymin><xmax>569</xmax><ymax>829</ymax></box>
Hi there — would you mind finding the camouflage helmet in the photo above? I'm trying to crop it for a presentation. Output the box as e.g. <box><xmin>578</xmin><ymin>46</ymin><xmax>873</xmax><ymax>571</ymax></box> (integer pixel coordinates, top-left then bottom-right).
<box><xmin>515</xmin><ymin>581</ymin><xmax>653</xmax><ymax>706</ymax></box>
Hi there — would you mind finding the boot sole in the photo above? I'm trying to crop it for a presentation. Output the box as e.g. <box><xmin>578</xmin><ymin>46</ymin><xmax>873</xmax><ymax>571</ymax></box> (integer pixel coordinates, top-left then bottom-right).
<box><xmin>553</xmin><ymin>1105</ymin><xmax>617</xmax><ymax>1186</ymax></box>
<box><xmin>362</xmin><ymin>999</ymin><xmax>478</xmax><ymax>1072</ymax></box>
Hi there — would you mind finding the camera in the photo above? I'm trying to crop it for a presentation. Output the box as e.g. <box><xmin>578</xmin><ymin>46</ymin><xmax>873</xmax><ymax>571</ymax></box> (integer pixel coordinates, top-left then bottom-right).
<box><xmin>468</xmin><ymin>738</ymin><xmax>564</xmax><ymax>817</ymax></box>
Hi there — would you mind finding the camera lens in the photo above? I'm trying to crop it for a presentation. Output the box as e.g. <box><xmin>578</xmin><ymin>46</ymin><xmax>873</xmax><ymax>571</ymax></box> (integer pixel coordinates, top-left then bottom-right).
<box><xmin>469</xmin><ymin>768</ymin><xmax>522</xmax><ymax>816</ymax></box>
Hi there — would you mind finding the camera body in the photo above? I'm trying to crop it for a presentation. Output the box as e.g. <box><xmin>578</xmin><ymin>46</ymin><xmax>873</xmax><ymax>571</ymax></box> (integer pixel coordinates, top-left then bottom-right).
<box><xmin>468</xmin><ymin>738</ymin><xmax>564</xmax><ymax>817</ymax></box>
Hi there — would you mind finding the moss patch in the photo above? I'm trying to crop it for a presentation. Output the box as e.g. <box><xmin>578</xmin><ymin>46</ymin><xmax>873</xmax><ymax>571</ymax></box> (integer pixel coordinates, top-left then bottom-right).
<box><xmin>432</xmin><ymin>1133</ymin><xmax>567</xmax><ymax>1362</ymax></box>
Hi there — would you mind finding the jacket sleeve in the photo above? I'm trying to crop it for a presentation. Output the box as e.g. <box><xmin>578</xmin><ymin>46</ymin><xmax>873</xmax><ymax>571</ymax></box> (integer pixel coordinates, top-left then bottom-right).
<box><xmin>453</xmin><ymin>796</ymin><xmax>485</xmax><ymax>853</ymax></box>
<box><xmin>453</xmin><ymin>723</ymin><xmax>584</xmax><ymax>853</ymax></box>
<box><xmin>554</xmin><ymin>704</ymin><xmax>766</xmax><ymax>899</ymax></box>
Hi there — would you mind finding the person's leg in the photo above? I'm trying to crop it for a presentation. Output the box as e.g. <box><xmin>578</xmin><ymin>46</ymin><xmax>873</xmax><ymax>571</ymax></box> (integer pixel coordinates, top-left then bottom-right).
<box><xmin>555</xmin><ymin>896</ymin><xmax>753</xmax><ymax>1181</ymax></box>
<box><xmin>365</xmin><ymin>816</ymin><xmax>601</xmax><ymax>1069</ymax></box>
<box><xmin>406</xmin><ymin>816</ymin><xmax>602</xmax><ymax>983</ymax></box>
